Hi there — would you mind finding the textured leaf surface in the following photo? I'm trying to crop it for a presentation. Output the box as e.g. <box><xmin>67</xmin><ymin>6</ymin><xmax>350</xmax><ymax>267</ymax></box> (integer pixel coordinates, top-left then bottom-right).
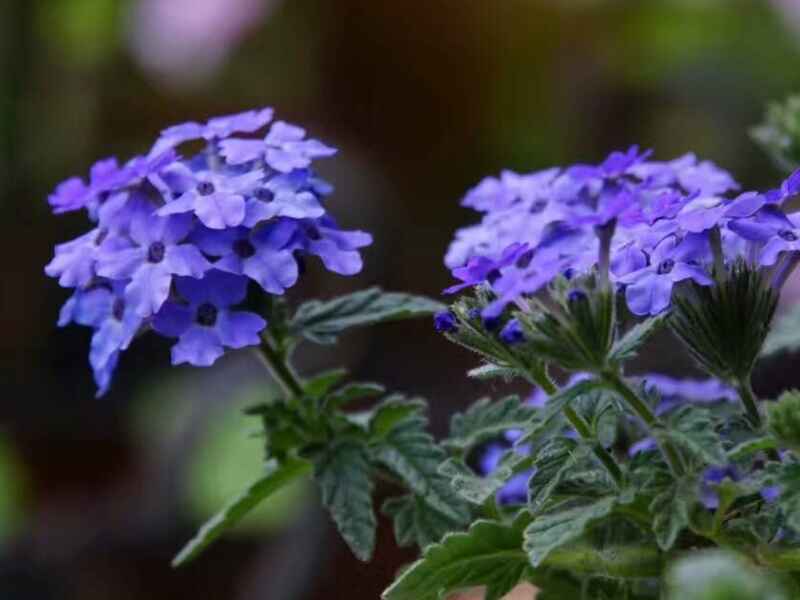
<box><xmin>650</xmin><ymin>477</ymin><xmax>694</xmax><ymax>550</ymax></box>
<box><xmin>609</xmin><ymin>315</ymin><xmax>667</xmax><ymax>363</ymax></box>
<box><xmin>662</xmin><ymin>406</ymin><xmax>726</xmax><ymax>465</ymax></box>
<box><xmin>523</xmin><ymin>497</ymin><xmax>616</xmax><ymax>567</ymax></box>
<box><xmin>527</xmin><ymin>438</ymin><xmax>582</xmax><ymax>513</ymax></box>
<box><xmin>381</xmin><ymin>494</ymin><xmax>467</xmax><ymax>550</ymax></box>
<box><xmin>313</xmin><ymin>440</ymin><xmax>376</xmax><ymax>561</ymax></box>
<box><xmin>173</xmin><ymin>457</ymin><xmax>311</xmax><ymax>566</ymax></box>
<box><xmin>446</xmin><ymin>396</ymin><xmax>536</xmax><ymax>451</ymax></box>
<box><xmin>383</xmin><ymin>518</ymin><xmax>530</xmax><ymax>600</ymax></box>
<box><xmin>290</xmin><ymin>288</ymin><xmax>444</xmax><ymax>344</ymax></box>
<box><xmin>517</xmin><ymin>379</ymin><xmax>605</xmax><ymax>445</ymax></box>
<box><xmin>777</xmin><ymin>462</ymin><xmax>800</xmax><ymax>531</ymax></box>
<box><xmin>439</xmin><ymin>455</ymin><xmax>526</xmax><ymax>505</ymax></box>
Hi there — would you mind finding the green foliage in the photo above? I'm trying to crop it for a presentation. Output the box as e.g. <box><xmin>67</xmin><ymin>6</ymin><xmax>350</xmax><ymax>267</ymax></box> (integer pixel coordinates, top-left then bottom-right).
<box><xmin>526</xmin><ymin>438</ymin><xmax>583</xmax><ymax>513</ymax></box>
<box><xmin>751</xmin><ymin>94</ymin><xmax>800</xmax><ymax>174</ymax></box>
<box><xmin>777</xmin><ymin>462</ymin><xmax>800</xmax><ymax>532</ymax></box>
<box><xmin>290</xmin><ymin>288</ymin><xmax>444</xmax><ymax>344</ymax></box>
<box><xmin>383</xmin><ymin>517</ymin><xmax>531</xmax><ymax>600</ymax></box>
<box><xmin>609</xmin><ymin>314</ymin><xmax>667</xmax><ymax>364</ymax></box>
<box><xmin>523</xmin><ymin>496</ymin><xmax>617</xmax><ymax>566</ymax></box>
<box><xmin>445</xmin><ymin>396</ymin><xmax>537</xmax><ymax>451</ymax></box>
<box><xmin>439</xmin><ymin>454</ymin><xmax>527</xmax><ymax>505</ymax></box>
<box><xmin>762</xmin><ymin>303</ymin><xmax>800</xmax><ymax>358</ymax></box>
<box><xmin>768</xmin><ymin>391</ymin><xmax>800</xmax><ymax>452</ymax></box>
<box><xmin>173</xmin><ymin>457</ymin><xmax>312</xmax><ymax>566</ymax></box>
<box><xmin>670</xmin><ymin>263</ymin><xmax>777</xmax><ymax>381</ymax></box>
<box><xmin>312</xmin><ymin>440</ymin><xmax>377</xmax><ymax>561</ymax></box>
<box><xmin>381</xmin><ymin>494</ymin><xmax>468</xmax><ymax>550</ymax></box>
<box><xmin>649</xmin><ymin>476</ymin><xmax>695</xmax><ymax>550</ymax></box>
<box><xmin>667</xmin><ymin>550</ymin><xmax>789</xmax><ymax>600</ymax></box>
<box><xmin>661</xmin><ymin>405</ymin><xmax>727</xmax><ymax>466</ymax></box>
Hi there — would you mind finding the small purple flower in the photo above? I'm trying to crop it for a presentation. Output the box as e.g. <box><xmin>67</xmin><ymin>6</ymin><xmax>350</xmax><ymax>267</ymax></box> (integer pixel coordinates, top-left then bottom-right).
<box><xmin>191</xmin><ymin>222</ymin><xmax>299</xmax><ymax>294</ymax></box>
<box><xmin>96</xmin><ymin>210</ymin><xmax>210</xmax><ymax>316</ymax></box>
<box><xmin>499</xmin><ymin>319</ymin><xmax>525</xmax><ymax>345</ymax></box>
<box><xmin>242</xmin><ymin>169</ymin><xmax>326</xmax><ymax>226</ymax></box>
<box><xmin>761</xmin><ymin>485</ymin><xmax>782</xmax><ymax>503</ymax></box>
<box><xmin>764</xmin><ymin>168</ymin><xmax>800</xmax><ymax>205</ymax></box>
<box><xmin>640</xmin><ymin>374</ymin><xmax>737</xmax><ymax>415</ymax></box>
<box><xmin>220</xmin><ymin>121</ymin><xmax>337</xmax><ymax>172</ymax></box>
<box><xmin>700</xmin><ymin>464</ymin><xmax>741</xmax><ymax>510</ymax></box>
<box><xmin>619</xmin><ymin>233</ymin><xmax>713</xmax><ymax>316</ymax></box>
<box><xmin>45</xmin><ymin>229</ymin><xmax>131</xmax><ymax>289</ymax></box>
<box><xmin>151</xmin><ymin>107</ymin><xmax>274</xmax><ymax>154</ymax></box>
<box><xmin>158</xmin><ymin>167</ymin><xmax>263</xmax><ymax>229</ymax></box>
<box><xmin>434</xmin><ymin>310</ymin><xmax>458</xmax><ymax>333</ymax></box>
<box><xmin>628</xmin><ymin>437</ymin><xmax>657</xmax><ymax>457</ymax></box>
<box><xmin>729</xmin><ymin>206</ymin><xmax>800</xmax><ymax>266</ymax></box>
<box><xmin>153</xmin><ymin>271</ymin><xmax>266</xmax><ymax>367</ymax></box>
<box><xmin>286</xmin><ymin>217</ymin><xmax>372</xmax><ymax>276</ymax></box>
<box><xmin>445</xmin><ymin>243</ymin><xmax>530</xmax><ymax>295</ymax></box>
<box><xmin>675</xmin><ymin>196</ymin><xmax>728</xmax><ymax>234</ymax></box>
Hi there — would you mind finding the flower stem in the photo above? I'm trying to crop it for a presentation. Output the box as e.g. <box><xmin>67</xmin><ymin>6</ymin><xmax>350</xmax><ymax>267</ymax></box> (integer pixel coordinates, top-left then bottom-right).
<box><xmin>256</xmin><ymin>335</ymin><xmax>304</xmax><ymax>398</ymax></box>
<box><xmin>735</xmin><ymin>375</ymin><xmax>762</xmax><ymax>430</ymax></box>
<box><xmin>601</xmin><ymin>369</ymin><xmax>685</xmax><ymax>477</ymax></box>
<box><xmin>534</xmin><ymin>372</ymin><xmax>625</xmax><ymax>488</ymax></box>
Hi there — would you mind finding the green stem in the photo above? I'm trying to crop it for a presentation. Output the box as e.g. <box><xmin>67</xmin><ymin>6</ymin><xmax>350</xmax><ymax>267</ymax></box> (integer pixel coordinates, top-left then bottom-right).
<box><xmin>530</xmin><ymin>369</ymin><xmax>624</xmax><ymax>488</ymax></box>
<box><xmin>256</xmin><ymin>335</ymin><xmax>304</xmax><ymax>398</ymax></box>
<box><xmin>735</xmin><ymin>375</ymin><xmax>762</xmax><ymax>430</ymax></box>
<box><xmin>601</xmin><ymin>369</ymin><xmax>685</xmax><ymax>477</ymax></box>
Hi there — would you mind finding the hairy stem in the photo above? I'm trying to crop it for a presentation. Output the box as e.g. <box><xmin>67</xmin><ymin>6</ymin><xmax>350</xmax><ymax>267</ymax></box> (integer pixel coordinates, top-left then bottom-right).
<box><xmin>735</xmin><ymin>375</ymin><xmax>762</xmax><ymax>430</ymax></box>
<box><xmin>601</xmin><ymin>369</ymin><xmax>685</xmax><ymax>477</ymax></box>
<box><xmin>256</xmin><ymin>334</ymin><xmax>304</xmax><ymax>398</ymax></box>
<box><xmin>533</xmin><ymin>371</ymin><xmax>625</xmax><ymax>488</ymax></box>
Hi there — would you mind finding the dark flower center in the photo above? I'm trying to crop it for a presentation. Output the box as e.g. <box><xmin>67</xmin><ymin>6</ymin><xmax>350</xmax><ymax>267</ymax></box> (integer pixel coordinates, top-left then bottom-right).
<box><xmin>567</xmin><ymin>289</ymin><xmax>587</xmax><ymax>304</ymax></box>
<box><xmin>305</xmin><ymin>225</ymin><xmax>322</xmax><ymax>241</ymax></box>
<box><xmin>233</xmin><ymin>239</ymin><xmax>256</xmax><ymax>258</ymax></box>
<box><xmin>196</xmin><ymin>303</ymin><xmax>218</xmax><ymax>327</ymax></box>
<box><xmin>255</xmin><ymin>188</ymin><xmax>274</xmax><ymax>202</ymax></box>
<box><xmin>147</xmin><ymin>241</ymin><xmax>166</xmax><ymax>263</ymax></box>
<box><xmin>657</xmin><ymin>259</ymin><xmax>675</xmax><ymax>275</ymax></box>
<box><xmin>94</xmin><ymin>229</ymin><xmax>108</xmax><ymax>246</ymax></box>
<box><xmin>779</xmin><ymin>229</ymin><xmax>798</xmax><ymax>242</ymax></box>
<box><xmin>530</xmin><ymin>199</ymin><xmax>547</xmax><ymax>214</ymax></box>
<box><xmin>112</xmin><ymin>298</ymin><xmax>125</xmax><ymax>321</ymax></box>
<box><xmin>515</xmin><ymin>249</ymin><xmax>535</xmax><ymax>269</ymax></box>
<box><xmin>197</xmin><ymin>181</ymin><xmax>215</xmax><ymax>196</ymax></box>
<box><xmin>487</xmin><ymin>269</ymin><xmax>502</xmax><ymax>285</ymax></box>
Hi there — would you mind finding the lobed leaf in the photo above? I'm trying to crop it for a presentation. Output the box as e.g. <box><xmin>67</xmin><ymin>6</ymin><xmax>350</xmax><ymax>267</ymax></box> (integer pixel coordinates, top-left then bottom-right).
<box><xmin>649</xmin><ymin>477</ymin><xmax>695</xmax><ymax>551</ymax></box>
<box><xmin>446</xmin><ymin>396</ymin><xmax>537</xmax><ymax>452</ymax></box>
<box><xmin>609</xmin><ymin>314</ymin><xmax>667</xmax><ymax>364</ymax></box>
<box><xmin>381</xmin><ymin>494</ymin><xmax>468</xmax><ymax>550</ymax></box>
<box><xmin>172</xmin><ymin>457</ymin><xmax>311</xmax><ymax>566</ymax></box>
<box><xmin>290</xmin><ymin>288</ymin><xmax>444</xmax><ymax>345</ymax></box>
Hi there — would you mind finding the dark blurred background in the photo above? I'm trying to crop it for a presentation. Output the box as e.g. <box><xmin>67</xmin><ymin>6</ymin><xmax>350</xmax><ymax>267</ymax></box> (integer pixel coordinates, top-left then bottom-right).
<box><xmin>3</xmin><ymin>1</ymin><xmax>800</xmax><ymax>598</ymax></box>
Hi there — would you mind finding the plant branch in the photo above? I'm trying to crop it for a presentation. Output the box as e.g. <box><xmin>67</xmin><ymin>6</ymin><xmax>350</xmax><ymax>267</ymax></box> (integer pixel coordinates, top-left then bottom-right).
<box><xmin>256</xmin><ymin>334</ymin><xmax>305</xmax><ymax>398</ymax></box>
<box><xmin>735</xmin><ymin>375</ymin><xmax>762</xmax><ymax>430</ymax></box>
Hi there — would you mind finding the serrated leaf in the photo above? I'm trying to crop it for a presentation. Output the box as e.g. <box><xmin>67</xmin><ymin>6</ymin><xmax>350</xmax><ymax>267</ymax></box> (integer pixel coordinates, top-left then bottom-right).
<box><xmin>662</xmin><ymin>406</ymin><xmax>726</xmax><ymax>466</ymax></box>
<box><xmin>381</xmin><ymin>494</ymin><xmax>468</xmax><ymax>550</ymax></box>
<box><xmin>527</xmin><ymin>438</ymin><xmax>583</xmax><ymax>513</ymax></box>
<box><xmin>610</xmin><ymin>314</ymin><xmax>667</xmax><ymax>363</ymax></box>
<box><xmin>383</xmin><ymin>517</ymin><xmax>531</xmax><ymax>600</ymax></box>
<box><xmin>324</xmin><ymin>382</ymin><xmax>386</xmax><ymax>411</ymax></box>
<box><xmin>369</xmin><ymin>396</ymin><xmax>427</xmax><ymax>440</ymax></box>
<box><xmin>523</xmin><ymin>496</ymin><xmax>616</xmax><ymax>567</ymax></box>
<box><xmin>313</xmin><ymin>440</ymin><xmax>376</xmax><ymax>561</ymax></box>
<box><xmin>762</xmin><ymin>302</ymin><xmax>800</xmax><ymax>357</ymax></box>
<box><xmin>467</xmin><ymin>363</ymin><xmax>523</xmax><ymax>381</ymax></box>
<box><xmin>516</xmin><ymin>379</ymin><xmax>605</xmax><ymax>446</ymax></box>
<box><xmin>777</xmin><ymin>462</ymin><xmax>800</xmax><ymax>531</ymax></box>
<box><xmin>439</xmin><ymin>455</ymin><xmax>527</xmax><ymax>505</ymax></box>
<box><xmin>290</xmin><ymin>288</ymin><xmax>445</xmax><ymax>345</ymax></box>
<box><xmin>371</xmin><ymin>404</ymin><xmax>471</xmax><ymax>523</ymax></box>
<box><xmin>172</xmin><ymin>457</ymin><xmax>311</xmax><ymax>566</ymax></box>
<box><xmin>304</xmin><ymin>368</ymin><xmax>348</xmax><ymax>399</ymax></box>
<box><xmin>650</xmin><ymin>477</ymin><xmax>695</xmax><ymax>550</ymax></box>
<box><xmin>727</xmin><ymin>436</ymin><xmax>778</xmax><ymax>460</ymax></box>
<box><xmin>446</xmin><ymin>396</ymin><xmax>537</xmax><ymax>451</ymax></box>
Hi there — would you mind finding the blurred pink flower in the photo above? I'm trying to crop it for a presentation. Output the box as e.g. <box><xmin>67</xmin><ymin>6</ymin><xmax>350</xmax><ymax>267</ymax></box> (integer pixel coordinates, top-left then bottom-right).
<box><xmin>127</xmin><ymin>0</ymin><xmax>279</xmax><ymax>87</ymax></box>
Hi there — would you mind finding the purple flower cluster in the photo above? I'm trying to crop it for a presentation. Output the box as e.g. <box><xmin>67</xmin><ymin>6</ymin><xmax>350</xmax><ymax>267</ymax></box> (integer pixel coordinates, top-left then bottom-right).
<box><xmin>445</xmin><ymin>147</ymin><xmax>800</xmax><ymax>318</ymax></box>
<box><xmin>46</xmin><ymin>108</ymin><xmax>371</xmax><ymax>395</ymax></box>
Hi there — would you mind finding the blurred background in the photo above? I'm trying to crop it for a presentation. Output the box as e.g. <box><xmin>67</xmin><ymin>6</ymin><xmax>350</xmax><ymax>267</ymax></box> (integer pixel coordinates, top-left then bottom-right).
<box><xmin>3</xmin><ymin>0</ymin><xmax>800</xmax><ymax>598</ymax></box>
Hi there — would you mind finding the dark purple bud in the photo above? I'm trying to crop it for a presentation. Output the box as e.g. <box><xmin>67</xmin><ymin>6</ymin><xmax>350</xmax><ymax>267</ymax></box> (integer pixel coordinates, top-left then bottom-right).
<box><xmin>499</xmin><ymin>319</ymin><xmax>525</xmax><ymax>345</ymax></box>
<box><xmin>567</xmin><ymin>289</ymin><xmax>587</xmax><ymax>304</ymax></box>
<box><xmin>434</xmin><ymin>310</ymin><xmax>458</xmax><ymax>333</ymax></box>
<box><xmin>482</xmin><ymin>315</ymin><xmax>501</xmax><ymax>331</ymax></box>
<box><xmin>487</xmin><ymin>269</ymin><xmax>502</xmax><ymax>285</ymax></box>
<box><xmin>760</xmin><ymin>485</ymin><xmax>781</xmax><ymax>503</ymax></box>
<box><xmin>467</xmin><ymin>308</ymin><xmax>481</xmax><ymax>321</ymax></box>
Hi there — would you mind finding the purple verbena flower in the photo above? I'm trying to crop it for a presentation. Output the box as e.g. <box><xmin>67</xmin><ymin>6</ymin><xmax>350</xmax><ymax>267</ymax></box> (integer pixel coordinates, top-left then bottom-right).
<box><xmin>434</xmin><ymin>310</ymin><xmax>458</xmax><ymax>333</ymax></box>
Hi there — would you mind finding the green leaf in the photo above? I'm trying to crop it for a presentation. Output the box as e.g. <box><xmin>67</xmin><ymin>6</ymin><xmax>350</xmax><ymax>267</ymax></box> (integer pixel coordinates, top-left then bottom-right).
<box><xmin>303</xmin><ymin>368</ymin><xmax>349</xmax><ymax>399</ymax></box>
<box><xmin>762</xmin><ymin>302</ymin><xmax>800</xmax><ymax>357</ymax></box>
<box><xmin>439</xmin><ymin>455</ymin><xmax>527</xmax><ymax>505</ymax></box>
<box><xmin>650</xmin><ymin>477</ymin><xmax>694</xmax><ymax>551</ymax></box>
<box><xmin>517</xmin><ymin>379</ymin><xmax>605</xmax><ymax>446</ymax></box>
<box><xmin>369</xmin><ymin>396</ymin><xmax>427</xmax><ymax>440</ymax></box>
<box><xmin>661</xmin><ymin>406</ymin><xmax>726</xmax><ymax>466</ymax></box>
<box><xmin>523</xmin><ymin>496</ymin><xmax>616</xmax><ymax>567</ymax></box>
<box><xmin>727</xmin><ymin>436</ymin><xmax>778</xmax><ymax>460</ymax></box>
<box><xmin>610</xmin><ymin>314</ymin><xmax>667</xmax><ymax>363</ymax></box>
<box><xmin>527</xmin><ymin>438</ymin><xmax>583</xmax><ymax>513</ymax></box>
<box><xmin>381</xmin><ymin>494</ymin><xmax>467</xmax><ymax>550</ymax></box>
<box><xmin>290</xmin><ymin>288</ymin><xmax>445</xmax><ymax>345</ymax></box>
<box><xmin>777</xmin><ymin>462</ymin><xmax>800</xmax><ymax>531</ymax></box>
<box><xmin>371</xmin><ymin>404</ymin><xmax>471</xmax><ymax>523</ymax></box>
<box><xmin>312</xmin><ymin>440</ymin><xmax>377</xmax><ymax>561</ymax></box>
<box><xmin>383</xmin><ymin>517</ymin><xmax>531</xmax><ymax>600</ymax></box>
<box><xmin>467</xmin><ymin>363</ymin><xmax>524</xmax><ymax>381</ymax></box>
<box><xmin>172</xmin><ymin>457</ymin><xmax>311</xmax><ymax>567</ymax></box>
<box><xmin>446</xmin><ymin>396</ymin><xmax>537</xmax><ymax>451</ymax></box>
<box><xmin>324</xmin><ymin>382</ymin><xmax>386</xmax><ymax>411</ymax></box>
